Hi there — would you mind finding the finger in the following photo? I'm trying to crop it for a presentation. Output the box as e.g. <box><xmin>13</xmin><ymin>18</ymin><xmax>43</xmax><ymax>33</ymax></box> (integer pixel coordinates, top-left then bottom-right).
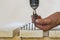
<box><xmin>36</xmin><ymin>24</ymin><xmax>51</xmax><ymax>31</ymax></box>
<box><xmin>31</xmin><ymin>15</ymin><xmax>41</xmax><ymax>19</ymax></box>
<box><xmin>36</xmin><ymin>18</ymin><xmax>51</xmax><ymax>25</ymax></box>
<box><xmin>37</xmin><ymin>15</ymin><xmax>41</xmax><ymax>19</ymax></box>
<box><xmin>35</xmin><ymin>24</ymin><xmax>43</xmax><ymax>30</ymax></box>
<box><xmin>31</xmin><ymin>16</ymin><xmax>34</xmax><ymax>23</ymax></box>
<box><xmin>31</xmin><ymin>15</ymin><xmax>42</xmax><ymax>23</ymax></box>
<box><xmin>31</xmin><ymin>15</ymin><xmax>35</xmax><ymax>23</ymax></box>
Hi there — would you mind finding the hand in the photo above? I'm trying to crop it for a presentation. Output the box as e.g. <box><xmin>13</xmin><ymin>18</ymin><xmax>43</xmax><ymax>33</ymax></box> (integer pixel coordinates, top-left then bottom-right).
<box><xmin>31</xmin><ymin>12</ymin><xmax>60</xmax><ymax>31</ymax></box>
<box><xmin>31</xmin><ymin>14</ymin><xmax>41</xmax><ymax>23</ymax></box>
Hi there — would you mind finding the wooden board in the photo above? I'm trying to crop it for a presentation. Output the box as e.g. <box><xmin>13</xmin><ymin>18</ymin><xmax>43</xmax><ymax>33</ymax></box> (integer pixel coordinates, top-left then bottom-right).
<box><xmin>49</xmin><ymin>29</ymin><xmax>60</xmax><ymax>38</ymax></box>
<box><xmin>20</xmin><ymin>30</ymin><xmax>43</xmax><ymax>38</ymax></box>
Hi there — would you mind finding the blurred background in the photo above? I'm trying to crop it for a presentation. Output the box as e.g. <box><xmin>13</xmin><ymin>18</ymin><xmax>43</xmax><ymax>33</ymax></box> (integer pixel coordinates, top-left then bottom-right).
<box><xmin>0</xmin><ymin>0</ymin><xmax>60</xmax><ymax>28</ymax></box>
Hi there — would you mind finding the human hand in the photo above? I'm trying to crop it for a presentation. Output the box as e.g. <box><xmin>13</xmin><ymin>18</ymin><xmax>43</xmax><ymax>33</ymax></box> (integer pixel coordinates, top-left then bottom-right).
<box><xmin>31</xmin><ymin>12</ymin><xmax>60</xmax><ymax>31</ymax></box>
<box><xmin>31</xmin><ymin>14</ymin><xmax>41</xmax><ymax>23</ymax></box>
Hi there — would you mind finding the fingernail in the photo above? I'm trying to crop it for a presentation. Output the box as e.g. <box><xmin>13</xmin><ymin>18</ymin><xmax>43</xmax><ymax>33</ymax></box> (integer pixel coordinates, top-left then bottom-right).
<box><xmin>36</xmin><ymin>19</ymin><xmax>39</xmax><ymax>23</ymax></box>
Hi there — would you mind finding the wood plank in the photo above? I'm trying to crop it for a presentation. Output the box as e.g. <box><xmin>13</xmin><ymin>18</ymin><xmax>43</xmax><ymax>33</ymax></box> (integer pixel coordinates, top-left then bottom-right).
<box><xmin>20</xmin><ymin>30</ymin><xmax>43</xmax><ymax>38</ymax></box>
<box><xmin>43</xmin><ymin>37</ymin><xmax>55</xmax><ymax>40</ymax></box>
<box><xmin>0</xmin><ymin>31</ymin><xmax>13</xmax><ymax>37</ymax></box>
<box><xmin>55</xmin><ymin>31</ymin><xmax>60</xmax><ymax>38</ymax></box>
<box><xmin>49</xmin><ymin>31</ymin><xmax>56</xmax><ymax>38</ymax></box>
<box><xmin>21</xmin><ymin>38</ymin><xmax>43</xmax><ymax>40</ymax></box>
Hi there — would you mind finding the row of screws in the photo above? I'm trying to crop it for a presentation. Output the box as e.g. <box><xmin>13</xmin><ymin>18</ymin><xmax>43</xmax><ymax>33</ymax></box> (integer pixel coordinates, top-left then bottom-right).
<box><xmin>20</xmin><ymin>23</ymin><xmax>39</xmax><ymax>30</ymax></box>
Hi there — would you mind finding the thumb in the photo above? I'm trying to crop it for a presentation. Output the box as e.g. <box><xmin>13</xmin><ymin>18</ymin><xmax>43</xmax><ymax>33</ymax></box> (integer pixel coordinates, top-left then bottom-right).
<box><xmin>36</xmin><ymin>18</ymin><xmax>51</xmax><ymax>25</ymax></box>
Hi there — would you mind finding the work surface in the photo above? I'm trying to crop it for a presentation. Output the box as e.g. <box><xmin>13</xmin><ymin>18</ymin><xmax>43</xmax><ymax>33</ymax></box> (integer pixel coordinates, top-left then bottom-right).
<box><xmin>19</xmin><ymin>29</ymin><xmax>60</xmax><ymax>40</ymax></box>
<box><xmin>0</xmin><ymin>22</ymin><xmax>24</xmax><ymax>37</ymax></box>
<box><xmin>0</xmin><ymin>22</ymin><xmax>60</xmax><ymax>40</ymax></box>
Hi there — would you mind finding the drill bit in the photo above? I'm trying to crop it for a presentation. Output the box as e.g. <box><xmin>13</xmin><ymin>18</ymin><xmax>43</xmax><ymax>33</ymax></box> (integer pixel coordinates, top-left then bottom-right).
<box><xmin>33</xmin><ymin>10</ymin><xmax>38</xmax><ymax>30</ymax></box>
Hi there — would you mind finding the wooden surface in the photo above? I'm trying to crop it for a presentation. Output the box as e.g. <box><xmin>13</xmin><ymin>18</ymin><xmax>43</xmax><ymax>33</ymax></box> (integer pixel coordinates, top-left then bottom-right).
<box><xmin>20</xmin><ymin>30</ymin><xmax>43</xmax><ymax>37</ymax></box>
<box><xmin>0</xmin><ymin>27</ymin><xmax>60</xmax><ymax>40</ymax></box>
<box><xmin>0</xmin><ymin>27</ymin><xmax>20</xmax><ymax>37</ymax></box>
<box><xmin>0</xmin><ymin>31</ymin><xmax>13</xmax><ymax>37</ymax></box>
<box><xmin>49</xmin><ymin>29</ymin><xmax>60</xmax><ymax>38</ymax></box>
<box><xmin>20</xmin><ymin>30</ymin><xmax>60</xmax><ymax>38</ymax></box>
<box><xmin>1</xmin><ymin>36</ymin><xmax>60</xmax><ymax>40</ymax></box>
<box><xmin>20</xmin><ymin>37</ymin><xmax>60</xmax><ymax>40</ymax></box>
<box><xmin>0</xmin><ymin>26</ymin><xmax>20</xmax><ymax>40</ymax></box>
<box><xmin>19</xmin><ymin>30</ymin><xmax>60</xmax><ymax>40</ymax></box>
